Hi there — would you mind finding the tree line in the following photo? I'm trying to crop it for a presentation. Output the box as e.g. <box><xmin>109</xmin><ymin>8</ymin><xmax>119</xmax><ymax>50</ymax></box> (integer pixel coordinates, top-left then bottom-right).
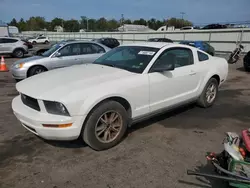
<box><xmin>9</xmin><ymin>16</ymin><xmax>193</xmax><ymax>32</ymax></box>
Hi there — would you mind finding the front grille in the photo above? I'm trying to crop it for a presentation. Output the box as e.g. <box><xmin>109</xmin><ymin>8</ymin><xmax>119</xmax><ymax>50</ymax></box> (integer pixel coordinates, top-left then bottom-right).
<box><xmin>21</xmin><ymin>94</ymin><xmax>40</xmax><ymax>111</ymax></box>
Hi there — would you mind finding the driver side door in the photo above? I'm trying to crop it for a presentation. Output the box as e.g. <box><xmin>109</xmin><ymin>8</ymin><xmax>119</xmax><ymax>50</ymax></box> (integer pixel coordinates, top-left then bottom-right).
<box><xmin>148</xmin><ymin>47</ymin><xmax>201</xmax><ymax>112</ymax></box>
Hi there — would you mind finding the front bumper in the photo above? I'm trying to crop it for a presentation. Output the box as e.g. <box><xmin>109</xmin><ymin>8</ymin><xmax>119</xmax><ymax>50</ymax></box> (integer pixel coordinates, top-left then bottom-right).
<box><xmin>10</xmin><ymin>66</ymin><xmax>28</xmax><ymax>80</ymax></box>
<box><xmin>12</xmin><ymin>95</ymin><xmax>86</xmax><ymax>140</ymax></box>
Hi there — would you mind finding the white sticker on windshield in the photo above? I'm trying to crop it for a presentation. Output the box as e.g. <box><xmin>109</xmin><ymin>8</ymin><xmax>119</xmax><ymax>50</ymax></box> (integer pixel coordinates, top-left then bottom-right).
<box><xmin>138</xmin><ymin>51</ymin><xmax>155</xmax><ymax>56</ymax></box>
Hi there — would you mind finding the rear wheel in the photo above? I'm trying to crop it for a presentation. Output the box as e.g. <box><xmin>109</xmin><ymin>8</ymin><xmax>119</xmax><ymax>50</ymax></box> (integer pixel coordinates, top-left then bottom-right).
<box><xmin>44</xmin><ymin>40</ymin><xmax>49</xmax><ymax>44</ymax></box>
<box><xmin>32</xmin><ymin>41</ymin><xmax>37</xmax><ymax>45</ymax></box>
<box><xmin>197</xmin><ymin>78</ymin><xmax>218</xmax><ymax>108</ymax></box>
<box><xmin>83</xmin><ymin>101</ymin><xmax>128</xmax><ymax>151</ymax></box>
<box><xmin>13</xmin><ymin>49</ymin><xmax>24</xmax><ymax>58</ymax></box>
<box><xmin>27</xmin><ymin>66</ymin><xmax>47</xmax><ymax>77</ymax></box>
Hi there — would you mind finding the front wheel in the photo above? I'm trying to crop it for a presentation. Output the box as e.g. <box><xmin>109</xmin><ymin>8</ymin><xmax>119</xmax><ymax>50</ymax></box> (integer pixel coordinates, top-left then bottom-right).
<box><xmin>83</xmin><ymin>101</ymin><xmax>128</xmax><ymax>151</ymax></box>
<box><xmin>197</xmin><ymin>78</ymin><xmax>218</xmax><ymax>108</ymax></box>
<box><xmin>13</xmin><ymin>49</ymin><xmax>24</xmax><ymax>58</ymax></box>
<box><xmin>27</xmin><ymin>66</ymin><xmax>47</xmax><ymax>77</ymax></box>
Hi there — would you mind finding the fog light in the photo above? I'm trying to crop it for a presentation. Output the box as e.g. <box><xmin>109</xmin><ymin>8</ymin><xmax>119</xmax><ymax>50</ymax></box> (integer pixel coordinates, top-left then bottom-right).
<box><xmin>42</xmin><ymin>123</ymin><xmax>72</xmax><ymax>128</ymax></box>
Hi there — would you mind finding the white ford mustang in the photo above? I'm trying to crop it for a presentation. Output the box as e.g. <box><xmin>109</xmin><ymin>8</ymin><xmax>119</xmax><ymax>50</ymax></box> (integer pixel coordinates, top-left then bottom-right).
<box><xmin>12</xmin><ymin>42</ymin><xmax>228</xmax><ymax>150</ymax></box>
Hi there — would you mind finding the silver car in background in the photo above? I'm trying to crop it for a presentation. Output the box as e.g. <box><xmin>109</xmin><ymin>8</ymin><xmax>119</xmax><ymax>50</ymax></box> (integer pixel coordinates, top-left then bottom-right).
<box><xmin>10</xmin><ymin>41</ymin><xmax>110</xmax><ymax>80</ymax></box>
<box><xmin>0</xmin><ymin>37</ymin><xmax>29</xmax><ymax>58</ymax></box>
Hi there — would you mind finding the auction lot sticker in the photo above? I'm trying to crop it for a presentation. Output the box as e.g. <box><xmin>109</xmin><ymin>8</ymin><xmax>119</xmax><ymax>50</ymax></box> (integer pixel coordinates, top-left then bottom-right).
<box><xmin>138</xmin><ymin>51</ymin><xmax>156</xmax><ymax>55</ymax></box>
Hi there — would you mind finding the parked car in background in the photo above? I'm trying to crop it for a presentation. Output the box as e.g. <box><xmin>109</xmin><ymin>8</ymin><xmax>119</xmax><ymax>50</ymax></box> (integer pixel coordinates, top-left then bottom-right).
<box><xmin>10</xmin><ymin>41</ymin><xmax>110</xmax><ymax>81</ymax></box>
<box><xmin>243</xmin><ymin>51</ymin><xmax>250</xmax><ymax>72</ymax></box>
<box><xmin>28</xmin><ymin>36</ymin><xmax>50</xmax><ymax>44</ymax></box>
<box><xmin>0</xmin><ymin>37</ymin><xmax>29</xmax><ymax>58</ymax></box>
<box><xmin>34</xmin><ymin>39</ymin><xmax>76</xmax><ymax>56</ymax></box>
<box><xmin>91</xmin><ymin>38</ymin><xmax>120</xmax><ymax>49</ymax></box>
<box><xmin>180</xmin><ymin>41</ymin><xmax>215</xmax><ymax>56</ymax></box>
<box><xmin>147</xmin><ymin>38</ymin><xmax>173</xmax><ymax>43</ymax></box>
<box><xmin>180</xmin><ymin>26</ymin><xmax>194</xmax><ymax>30</ymax></box>
<box><xmin>202</xmin><ymin>24</ymin><xmax>227</xmax><ymax>30</ymax></box>
<box><xmin>12</xmin><ymin>42</ymin><xmax>228</xmax><ymax>151</ymax></box>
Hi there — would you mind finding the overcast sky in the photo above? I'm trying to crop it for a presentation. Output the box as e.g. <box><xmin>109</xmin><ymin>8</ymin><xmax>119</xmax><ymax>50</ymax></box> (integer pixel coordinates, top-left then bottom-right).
<box><xmin>0</xmin><ymin>0</ymin><xmax>250</xmax><ymax>25</ymax></box>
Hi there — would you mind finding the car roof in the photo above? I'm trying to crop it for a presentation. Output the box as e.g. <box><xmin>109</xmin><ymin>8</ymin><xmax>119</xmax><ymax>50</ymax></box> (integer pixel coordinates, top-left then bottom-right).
<box><xmin>120</xmin><ymin>42</ymin><xmax>199</xmax><ymax>51</ymax></box>
<box><xmin>120</xmin><ymin>42</ymin><xmax>173</xmax><ymax>49</ymax></box>
<box><xmin>61</xmin><ymin>40</ymin><xmax>111</xmax><ymax>49</ymax></box>
<box><xmin>0</xmin><ymin>37</ymin><xmax>20</xmax><ymax>40</ymax></box>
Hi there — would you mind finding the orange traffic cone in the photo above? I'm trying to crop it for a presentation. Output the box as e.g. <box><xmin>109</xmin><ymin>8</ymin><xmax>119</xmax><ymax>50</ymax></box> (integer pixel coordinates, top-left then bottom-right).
<box><xmin>0</xmin><ymin>56</ymin><xmax>8</xmax><ymax>72</ymax></box>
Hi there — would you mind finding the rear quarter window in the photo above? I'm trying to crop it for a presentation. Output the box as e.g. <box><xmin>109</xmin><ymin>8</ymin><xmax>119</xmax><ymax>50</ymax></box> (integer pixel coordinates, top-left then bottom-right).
<box><xmin>198</xmin><ymin>51</ymin><xmax>209</xmax><ymax>61</ymax></box>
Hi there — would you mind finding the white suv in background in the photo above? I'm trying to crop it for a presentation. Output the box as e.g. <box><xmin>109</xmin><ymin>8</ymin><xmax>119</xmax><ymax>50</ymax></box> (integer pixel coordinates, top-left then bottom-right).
<box><xmin>0</xmin><ymin>37</ymin><xmax>29</xmax><ymax>58</ymax></box>
<box><xmin>28</xmin><ymin>36</ymin><xmax>50</xmax><ymax>44</ymax></box>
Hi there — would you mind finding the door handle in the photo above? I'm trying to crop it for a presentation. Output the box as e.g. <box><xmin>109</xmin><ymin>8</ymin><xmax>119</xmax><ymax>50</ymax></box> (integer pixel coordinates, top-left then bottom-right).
<box><xmin>189</xmin><ymin>71</ymin><xmax>196</xmax><ymax>76</ymax></box>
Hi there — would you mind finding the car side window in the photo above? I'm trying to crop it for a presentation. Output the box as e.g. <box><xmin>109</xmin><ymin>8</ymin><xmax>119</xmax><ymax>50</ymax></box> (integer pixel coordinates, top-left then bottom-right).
<box><xmin>58</xmin><ymin>43</ymin><xmax>81</xmax><ymax>56</ymax></box>
<box><xmin>104</xmin><ymin>48</ymin><xmax>136</xmax><ymax>61</ymax></box>
<box><xmin>80</xmin><ymin>43</ymin><xmax>96</xmax><ymax>54</ymax></box>
<box><xmin>2</xmin><ymin>39</ymin><xmax>18</xmax><ymax>43</ymax></box>
<box><xmin>38</xmin><ymin>37</ymin><xmax>46</xmax><ymax>39</ymax></box>
<box><xmin>198</xmin><ymin>51</ymin><xmax>209</xmax><ymax>61</ymax></box>
<box><xmin>153</xmin><ymin>48</ymin><xmax>194</xmax><ymax>69</ymax></box>
<box><xmin>90</xmin><ymin>44</ymin><xmax>105</xmax><ymax>53</ymax></box>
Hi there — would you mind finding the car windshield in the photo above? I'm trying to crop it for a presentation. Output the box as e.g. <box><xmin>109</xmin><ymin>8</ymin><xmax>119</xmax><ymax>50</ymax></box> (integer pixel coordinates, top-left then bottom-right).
<box><xmin>42</xmin><ymin>43</ymin><xmax>64</xmax><ymax>57</ymax></box>
<box><xmin>93</xmin><ymin>46</ymin><xmax>159</xmax><ymax>73</ymax></box>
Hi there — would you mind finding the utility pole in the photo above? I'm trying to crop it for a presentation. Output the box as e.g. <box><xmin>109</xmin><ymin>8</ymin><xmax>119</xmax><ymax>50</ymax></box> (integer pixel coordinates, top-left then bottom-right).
<box><xmin>121</xmin><ymin>14</ymin><xmax>124</xmax><ymax>32</ymax></box>
<box><xmin>86</xmin><ymin>18</ymin><xmax>89</xmax><ymax>32</ymax></box>
<box><xmin>180</xmin><ymin>12</ymin><xmax>185</xmax><ymax>27</ymax></box>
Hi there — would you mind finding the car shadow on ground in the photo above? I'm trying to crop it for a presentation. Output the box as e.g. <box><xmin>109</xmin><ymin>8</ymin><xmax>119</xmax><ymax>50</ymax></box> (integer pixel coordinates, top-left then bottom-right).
<box><xmin>237</xmin><ymin>67</ymin><xmax>250</xmax><ymax>73</ymax></box>
<box><xmin>41</xmin><ymin>137</ymin><xmax>88</xmax><ymax>149</ymax></box>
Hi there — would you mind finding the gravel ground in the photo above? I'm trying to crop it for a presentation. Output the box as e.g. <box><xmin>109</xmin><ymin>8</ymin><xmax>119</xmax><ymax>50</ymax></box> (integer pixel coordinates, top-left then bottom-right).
<box><xmin>0</xmin><ymin>55</ymin><xmax>249</xmax><ymax>188</ymax></box>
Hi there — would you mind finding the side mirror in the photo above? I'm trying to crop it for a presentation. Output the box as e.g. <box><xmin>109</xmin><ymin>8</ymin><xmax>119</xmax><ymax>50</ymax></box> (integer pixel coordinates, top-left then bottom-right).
<box><xmin>150</xmin><ymin>63</ymin><xmax>175</xmax><ymax>73</ymax></box>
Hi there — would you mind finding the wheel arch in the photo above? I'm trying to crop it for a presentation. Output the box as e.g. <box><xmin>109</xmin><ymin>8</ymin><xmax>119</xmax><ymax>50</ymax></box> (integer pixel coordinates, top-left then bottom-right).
<box><xmin>12</xmin><ymin>47</ymin><xmax>25</xmax><ymax>54</ymax></box>
<box><xmin>80</xmin><ymin>96</ymin><xmax>133</xmax><ymax>130</ymax></box>
<box><xmin>198</xmin><ymin>73</ymin><xmax>221</xmax><ymax>96</ymax></box>
<box><xmin>26</xmin><ymin>65</ymin><xmax>48</xmax><ymax>77</ymax></box>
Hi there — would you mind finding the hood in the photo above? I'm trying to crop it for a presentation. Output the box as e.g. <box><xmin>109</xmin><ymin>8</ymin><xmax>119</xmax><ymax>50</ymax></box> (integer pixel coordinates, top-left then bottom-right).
<box><xmin>12</xmin><ymin>56</ymin><xmax>45</xmax><ymax>66</ymax></box>
<box><xmin>16</xmin><ymin>64</ymin><xmax>135</xmax><ymax>101</ymax></box>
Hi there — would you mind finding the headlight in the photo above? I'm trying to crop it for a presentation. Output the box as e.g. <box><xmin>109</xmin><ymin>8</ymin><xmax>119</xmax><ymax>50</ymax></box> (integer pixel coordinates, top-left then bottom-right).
<box><xmin>43</xmin><ymin>101</ymin><xmax>70</xmax><ymax>116</ymax></box>
<box><xmin>14</xmin><ymin>63</ymin><xmax>25</xmax><ymax>69</ymax></box>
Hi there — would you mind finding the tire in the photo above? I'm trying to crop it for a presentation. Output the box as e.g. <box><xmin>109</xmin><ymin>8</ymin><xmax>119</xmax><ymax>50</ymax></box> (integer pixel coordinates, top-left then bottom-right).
<box><xmin>36</xmin><ymin>50</ymin><xmax>45</xmax><ymax>56</ymax></box>
<box><xmin>32</xmin><ymin>41</ymin><xmax>37</xmax><ymax>45</ymax></box>
<box><xmin>44</xmin><ymin>40</ymin><xmax>49</xmax><ymax>44</ymax></box>
<box><xmin>13</xmin><ymin>49</ymin><xmax>24</xmax><ymax>58</ymax></box>
<box><xmin>197</xmin><ymin>78</ymin><xmax>218</xmax><ymax>108</ymax></box>
<box><xmin>228</xmin><ymin>55</ymin><xmax>239</xmax><ymax>64</ymax></box>
<box><xmin>83</xmin><ymin>101</ymin><xmax>128</xmax><ymax>151</ymax></box>
<box><xmin>27</xmin><ymin>66</ymin><xmax>47</xmax><ymax>77</ymax></box>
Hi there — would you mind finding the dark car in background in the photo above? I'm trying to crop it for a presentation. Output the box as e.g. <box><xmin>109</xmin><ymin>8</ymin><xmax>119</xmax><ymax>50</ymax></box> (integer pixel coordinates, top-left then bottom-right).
<box><xmin>202</xmin><ymin>24</ymin><xmax>227</xmax><ymax>30</ymax></box>
<box><xmin>243</xmin><ymin>51</ymin><xmax>250</xmax><ymax>72</ymax></box>
<box><xmin>180</xmin><ymin>40</ymin><xmax>215</xmax><ymax>56</ymax></box>
<box><xmin>34</xmin><ymin>39</ymin><xmax>76</xmax><ymax>55</ymax></box>
<box><xmin>147</xmin><ymin>38</ymin><xmax>173</xmax><ymax>43</ymax></box>
<box><xmin>91</xmin><ymin>38</ymin><xmax>120</xmax><ymax>49</ymax></box>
